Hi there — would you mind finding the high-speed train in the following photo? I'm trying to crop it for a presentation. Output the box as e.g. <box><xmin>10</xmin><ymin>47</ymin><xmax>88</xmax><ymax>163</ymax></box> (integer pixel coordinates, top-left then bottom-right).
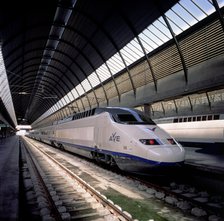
<box><xmin>156</xmin><ymin>114</ymin><xmax>224</xmax><ymax>147</ymax></box>
<box><xmin>28</xmin><ymin>107</ymin><xmax>185</xmax><ymax>173</ymax></box>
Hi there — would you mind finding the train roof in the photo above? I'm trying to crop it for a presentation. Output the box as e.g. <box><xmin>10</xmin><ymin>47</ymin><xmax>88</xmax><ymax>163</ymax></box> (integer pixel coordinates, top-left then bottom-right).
<box><xmin>56</xmin><ymin>107</ymin><xmax>153</xmax><ymax>125</ymax></box>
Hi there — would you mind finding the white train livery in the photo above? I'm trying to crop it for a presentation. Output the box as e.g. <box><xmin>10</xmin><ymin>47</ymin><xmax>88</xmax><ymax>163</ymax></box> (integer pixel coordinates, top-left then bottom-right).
<box><xmin>28</xmin><ymin>107</ymin><xmax>185</xmax><ymax>173</ymax></box>
<box><xmin>156</xmin><ymin>114</ymin><xmax>224</xmax><ymax>147</ymax></box>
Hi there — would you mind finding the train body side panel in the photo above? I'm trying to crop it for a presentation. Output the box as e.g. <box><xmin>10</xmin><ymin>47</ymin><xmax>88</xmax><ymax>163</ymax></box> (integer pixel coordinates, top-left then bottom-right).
<box><xmin>52</xmin><ymin>116</ymin><xmax>97</xmax><ymax>158</ymax></box>
<box><xmin>158</xmin><ymin>120</ymin><xmax>224</xmax><ymax>143</ymax></box>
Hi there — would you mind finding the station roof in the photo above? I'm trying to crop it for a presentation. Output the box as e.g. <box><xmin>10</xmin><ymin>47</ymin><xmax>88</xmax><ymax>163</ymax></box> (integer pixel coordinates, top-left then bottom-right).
<box><xmin>0</xmin><ymin>0</ymin><xmax>179</xmax><ymax>126</ymax></box>
<box><xmin>0</xmin><ymin>0</ymin><xmax>224</xmax><ymax>128</ymax></box>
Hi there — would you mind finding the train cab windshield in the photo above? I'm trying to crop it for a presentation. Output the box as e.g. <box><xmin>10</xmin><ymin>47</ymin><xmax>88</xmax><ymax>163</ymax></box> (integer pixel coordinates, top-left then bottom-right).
<box><xmin>113</xmin><ymin>112</ymin><xmax>155</xmax><ymax>125</ymax></box>
<box><xmin>96</xmin><ymin>107</ymin><xmax>155</xmax><ymax>125</ymax></box>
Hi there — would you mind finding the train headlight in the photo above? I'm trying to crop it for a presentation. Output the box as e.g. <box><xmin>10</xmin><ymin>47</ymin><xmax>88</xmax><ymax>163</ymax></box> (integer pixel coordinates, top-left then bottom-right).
<box><xmin>139</xmin><ymin>139</ymin><xmax>160</xmax><ymax>145</ymax></box>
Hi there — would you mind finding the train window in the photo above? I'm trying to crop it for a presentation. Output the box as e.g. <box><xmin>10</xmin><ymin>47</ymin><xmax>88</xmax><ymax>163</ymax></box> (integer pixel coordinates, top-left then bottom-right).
<box><xmin>179</xmin><ymin>118</ymin><xmax>182</xmax><ymax>122</ymax></box>
<box><xmin>196</xmin><ymin>116</ymin><xmax>201</xmax><ymax>121</ymax></box>
<box><xmin>187</xmin><ymin>117</ymin><xmax>191</xmax><ymax>122</ymax></box>
<box><xmin>207</xmin><ymin>115</ymin><xmax>212</xmax><ymax>120</ymax></box>
<box><xmin>138</xmin><ymin>113</ymin><xmax>156</xmax><ymax>125</ymax></box>
<box><xmin>214</xmin><ymin>115</ymin><xmax>219</xmax><ymax>120</ymax></box>
<box><xmin>183</xmin><ymin>118</ymin><xmax>187</xmax><ymax>122</ymax></box>
<box><xmin>202</xmin><ymin>116</ymin><xmax>206</xmax><ymax>121</ymax></box>
<box><xmin>91</xmin><ymin>108</ymin><xmax>96</xmax><ymax>116</ymax></box>
<box><xmin>173</xmin><ymin>118</ymin><xmax>178</xmax><ymax>123</ymax></box>
<box><xmin>192</xmin><ymin>117</ymin><xmax>196</xmax><ymax>121</ymax></box>
<box><xmin>116</xmin><ymin>114</ymin><xmax>137</xmax><ymax>123</ymax></box>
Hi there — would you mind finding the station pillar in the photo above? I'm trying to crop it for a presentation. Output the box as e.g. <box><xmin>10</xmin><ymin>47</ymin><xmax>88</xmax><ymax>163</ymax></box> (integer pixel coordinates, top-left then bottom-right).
<box><xmin>143</xmin><ymin>104</ymin><xmax>151</xmax><ymax>117</ymax></box>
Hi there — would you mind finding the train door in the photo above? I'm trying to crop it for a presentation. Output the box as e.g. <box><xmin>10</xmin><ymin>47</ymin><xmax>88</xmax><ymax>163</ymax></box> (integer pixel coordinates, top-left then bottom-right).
<box><xmin>93</xmin><ymin>113</ymin><xmax>115</xmax><ymax>164</ymax></box>
<box><xmin>94</xmin><ymin>114</ymin><xmax>108</xmax><ymax>149</ymax></box>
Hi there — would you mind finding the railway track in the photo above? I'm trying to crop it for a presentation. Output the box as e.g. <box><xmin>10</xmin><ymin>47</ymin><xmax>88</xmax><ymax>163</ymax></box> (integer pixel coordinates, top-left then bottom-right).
<box><xmin>20</xmin><ymin>138</ymin><xmax>133</xmax><ymax>221</ymax></box>
<box><xmin>21</xmin><ymin>137</ymin><xmax>224</xmax><ymax>221</ymax></box>
<box><xmin>127</xmin><ymin>173</ymin><xmax>224</xmax><ymax>220</ymax></box>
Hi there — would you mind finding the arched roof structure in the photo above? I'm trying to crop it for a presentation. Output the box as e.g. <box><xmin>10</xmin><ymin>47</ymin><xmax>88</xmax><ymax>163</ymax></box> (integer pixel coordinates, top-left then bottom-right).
<box><xmin>0</xmin><ymin>0</ymin><xmax>224</xmax><ymax>128</ymax></box>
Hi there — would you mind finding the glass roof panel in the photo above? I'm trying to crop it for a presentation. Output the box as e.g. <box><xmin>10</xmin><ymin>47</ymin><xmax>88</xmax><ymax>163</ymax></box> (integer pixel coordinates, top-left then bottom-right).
<box><xmin>67</xmin><ymin>91</ymin><xmax>75</xmax><ymax>101</ymax></box>
<box><xmin>149</xmin><ymin>21</ymin><xmax>172</xmax><ymax>42</ymax></box>
<box><xmin>194</xmin><ymin>0</ymin><xmax>214</xmax><ymax>14</ymax></box>
<box><xmin>125</xmin><ymin>46</ymin><xmax>140</xmax><ymax>60</ymax></box>
<box><xmin>107</xmin><ymin>54</ymin><xmax>125</xmax><ymax>73</ymax></box>
<box><xmin>217</xmin><ymin>0</ymin><xmax>224</xmax><ymax>7</ymax></box>
<box><xmin>76</xmin><ymin>84</ymin><xmax>85</xmax><ymax>96</ymax></box>
<box><xmin>165</xmin><ymin>10</ymin><xmax>186</xmax><ymax>34</ymax></box>
<box><xmin>97</xmin><ymin>64</ymin><xmax>111</xmax><ymax>82</ymax></box>
<box><xmin>71</xmin><ymin>88</ymin><xmax>79</xmax><ymax>98</ymax></box>
<box><xmin>120</xmin><ymin>48</ymin><xmax>136</xmax><ymax>65</ymax></box>
<box><xmin>129</xmin><ymin>38</ymin><xmax>144</xmax><ymax>57</ymax></box>
<box><xmin>138</xmin><ymin>33</ymin><xmax>154</xmax><ymax>53</ymax></box>
<box><xmin>64</xmin><ymin>94</ymin><xmax>70</xmax><ymax>104</ymax></box>
<box><xmin>82</xmin><ymin>79</ymin><xmax>92</xmax><ymax>92</ymax></box>
<box><xmin>0</xmin><ymin>48</ymin><xmax>17</xmax><ymax>126</ymax></box>
<box><xmin>58</xmin><ymin>100</ymin><xmax>64</xmax><ymax>107</ymax></box>
<box><xmin>107</xmin><ymin>60</ymin><xmax>121</xmax><ymax>74</ymax></box>
<box><xmin>87</xmin><ymin>73</ymin><xmax>100</xmax><ymax>87</ymax></box>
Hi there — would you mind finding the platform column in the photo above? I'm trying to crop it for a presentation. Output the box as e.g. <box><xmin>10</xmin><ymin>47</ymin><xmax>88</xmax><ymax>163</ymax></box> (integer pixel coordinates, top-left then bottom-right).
<box><xmin>143</xmin><ymin>104</ymin><xmax>151</xmax><ymax>117</ymax></box>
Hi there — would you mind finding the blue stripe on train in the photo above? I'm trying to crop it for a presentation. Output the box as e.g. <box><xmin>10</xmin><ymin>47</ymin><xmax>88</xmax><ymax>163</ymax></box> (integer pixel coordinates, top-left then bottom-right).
<box><xmin>56</xmin><ymin>140</ymin><xmax>182</xmax><ymax>166</ymax></box>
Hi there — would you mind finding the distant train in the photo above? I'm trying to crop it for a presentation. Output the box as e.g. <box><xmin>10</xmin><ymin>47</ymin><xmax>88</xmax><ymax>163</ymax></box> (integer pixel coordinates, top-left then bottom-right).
<box><xmin>28</xmin><ymin>107</ymin><xmax>185</xmax><ymax>173</ymax></box>
<box><xmin>155</xmin><ymin>114</ymin><xmax>224</xmax><ymax>147</ymax></box>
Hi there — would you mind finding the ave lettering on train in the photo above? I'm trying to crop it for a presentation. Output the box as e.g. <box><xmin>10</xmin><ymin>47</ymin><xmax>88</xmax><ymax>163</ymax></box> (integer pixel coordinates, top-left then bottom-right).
<box><xmin>109</xmin><ymin>132</ymin><xmax>120</xmax><ymax>142</ymax></box>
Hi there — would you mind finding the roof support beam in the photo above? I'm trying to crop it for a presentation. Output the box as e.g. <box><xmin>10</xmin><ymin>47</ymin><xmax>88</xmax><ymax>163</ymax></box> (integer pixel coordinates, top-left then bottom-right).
<box><xmin>206</xmin><ymin>92</ymin><xmax>212</xmax><ymax>110</ymax></box>
<box><xmin>162</xmin><ymin>15</ymin><xmax>188</xmax><ymax>84</ymax></box>
<box><xmin>173</xmin><ymin>99</ymin><xmax>178</xmax><ymax>114</ymax></box>
<box><xmin>65</xmin><ymin>26</ymin><xmax>121</xmax><ymax>103</ymax></box>
<box><xmin>188</xmin><ymin>96</ymin><xmax>193</xmax><ymax>112</ymax></box>
<box><xmin>118</xmin><ymin>13</ymin><xmax>157</xmax><ymax>92</ymax></box>
<box><xmin>212</xmin><ymin>0</ymin><xmax>224</xmax><ymax>32</ymax></box>
<box><xmin>135</xmin><ymin>36</ymin><xmax>157</xmax><ymax>91</ymax></box>
<box><xmin>79</xmin><ymin>11</ymin><xmax>136</xmax><ymax>97</ymax></box>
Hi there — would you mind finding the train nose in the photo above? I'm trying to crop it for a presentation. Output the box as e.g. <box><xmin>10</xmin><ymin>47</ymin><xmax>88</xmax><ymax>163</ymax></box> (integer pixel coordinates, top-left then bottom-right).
<box><xmin>148</xmin><ymin>146</ymin><xmax>185</xmax><ymax>163</ymax></box>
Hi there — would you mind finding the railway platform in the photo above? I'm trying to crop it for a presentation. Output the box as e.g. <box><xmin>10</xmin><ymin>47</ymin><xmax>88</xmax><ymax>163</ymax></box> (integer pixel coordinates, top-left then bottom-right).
<box><xmin>184</xmin><ymin>146</ymin><xmax>224</xmax><ymax>174</ymax></box>
<box><xmin>0</xmin><ymin>135</ymin><xmax>20</xmax><ymax>220</ymax></box>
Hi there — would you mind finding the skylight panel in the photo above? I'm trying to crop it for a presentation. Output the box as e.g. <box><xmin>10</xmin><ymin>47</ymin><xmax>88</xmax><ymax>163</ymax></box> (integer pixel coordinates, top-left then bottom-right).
<box><xmin>179</xmin><ymin>1</ymin><xmax>201</xmax><ymax>25</ymax></box>
<box><xmin>138</xmin><ymin>32</ymin><xmax>154</xmax><ymax>53</ymax></box>
<box><xmin>87</xmin><ymin>73</ymin><xmax>100</xmax><ymax>87</ymax></box>
<box><xmin>97</xmin><ymin>64</ymin><xmax>111</xmax><ymax>82</ymax></box>
<box><xmin>171</xmin><ymin>4</ymin><xmax>192</xmax><ymax>29</ymax></box>
<box><xmin>67</xmin><ymin>91</ymin><xmax>75</xmax><ymax>101</ymax></box>
<box><xmin>108</xmin><ymin>53</ymin><xmax>125</xmax><ymax>70</ymax></box>
<box><xmin>106</xmin><ymin>58</ymin><xmax>122</xmax><ymax>74</ymax></box>
<box><xmin>195</xmin><ymin>0</ymin><xmax>215</xmax><ymax>14</ymax></box>
<box><xmin>63</xmin><ymin>95</ymin><xmax>70</xmax><ymax>104</ymax></box>
<box><xmin>125</xmin><ymin>45</ymin><xmax>142</xmax><ymax>60</ymax></box>
<box><xmin>217</xmin><ymin>0</ymin><xmax>224</xmax><ymax>7</ymax></box>
<box><xmin>143</xmin><ymin>29</ymin><xmax>162</xmax><ymax>48</ymax></box>
<box><xmin>58</xmin><ymin>99</ymin><xmax>64</xmax><ymax>108</ymax></box>
<box><xmin>153</xmin><ymin>19</ymin><xmax>172</xmax><ymax>40</ymax></box>
<box><xmin>76</xmin><ymin>84</ymin><xmax>85</xmax><ymax>96</ymax></box>
<box><xmin>0</xmin><ymin>48</ymin><xmax>17</xmax><ymax>126</ymax></box>
<box><xmin>165</xmin><ymin>10</ymin><xmax>187</xmax><ymax>34</ymax></box>
<box><xmin>129</xmin><ymin>38</ymin><xmax>144</xmax><ymax>57</ymax></box>
<box><xmin>82</xmin><ymin>78</ymin><xmax>92</xmax><ymax>92</ymax></box>
<box><xmin>120</xmin><ymin>48</ymin><xmax>137</xmax><ymax>65</ymax></box>
<box><xmin>71</xmin><ymin>88</ymin><xmax>79</xmax><ymax>98</ymax></box>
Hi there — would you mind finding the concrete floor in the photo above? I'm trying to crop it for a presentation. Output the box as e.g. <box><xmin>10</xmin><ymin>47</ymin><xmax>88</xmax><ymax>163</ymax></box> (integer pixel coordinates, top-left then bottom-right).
<box><xmin>0</xmin><ymin>136</ymin><xmax>19</xmax><ymax>220</ymax></box>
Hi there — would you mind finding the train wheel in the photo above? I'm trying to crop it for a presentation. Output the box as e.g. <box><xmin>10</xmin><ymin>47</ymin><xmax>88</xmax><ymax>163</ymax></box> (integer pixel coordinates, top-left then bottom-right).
<box><xmin>58</xmin><ymin>143</ymin><xmax>64</xmax><ymax>150</ymax></box>
<box><xmin>107</xmin><ymin>155</ymin><xmax>116</xmax><ymax>166</ymax></box>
